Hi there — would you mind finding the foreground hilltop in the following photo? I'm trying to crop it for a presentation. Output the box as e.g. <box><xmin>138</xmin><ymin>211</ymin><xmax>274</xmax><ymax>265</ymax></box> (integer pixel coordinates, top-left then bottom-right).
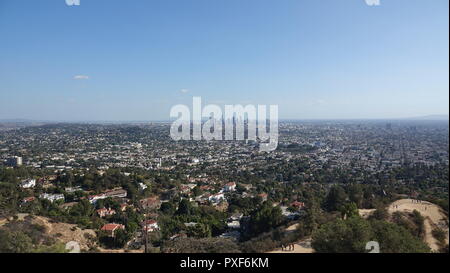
<box><xmin>388</xmin><ymin>199</ymin><xmax>449</xmax><ymax>252</ymax></box>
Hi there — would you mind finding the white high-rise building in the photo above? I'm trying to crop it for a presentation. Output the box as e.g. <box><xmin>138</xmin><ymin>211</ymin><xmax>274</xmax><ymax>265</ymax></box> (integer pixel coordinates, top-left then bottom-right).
<box><xmin>7</xmin><ymin>156</ymin><xmax>22</xmax><ymax>167</ymax></box>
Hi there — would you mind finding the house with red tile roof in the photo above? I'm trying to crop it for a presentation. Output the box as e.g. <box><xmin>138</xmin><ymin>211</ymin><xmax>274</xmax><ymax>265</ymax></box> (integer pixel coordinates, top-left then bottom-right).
<box><xmin>100</xmin><ymin>223</ymin><xmax>125</xmax><ymax>237</ymax></box>
<box><xmin>258</xmin><ymin>193</ymin><xmax>268</xmax><ymax>202</ymax></box>
<box><xmin>22</xmin><ymin>196</ymin><xmax>36</xmax><ymax>203</ymax></box>
<box><xmin>139</xmin><ymin>196</ymin><xmax>161</xmax><ymax>210</ymax></box>
<box><xmin>291</xmin><ymin>201</ymin><xmax>305</xmax><ymax>209</ymax></box>
<box><xmin>223</xmin><ymin>182</ymin><xmax>236</xmax><ymax>192</ymax></box>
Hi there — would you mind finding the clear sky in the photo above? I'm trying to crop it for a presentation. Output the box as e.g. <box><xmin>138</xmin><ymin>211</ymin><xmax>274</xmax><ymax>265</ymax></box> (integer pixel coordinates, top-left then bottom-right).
<box><xmin>0</xmin><ymin>0</ymin><xmax>448</xmax><ymax>121</ymax></box>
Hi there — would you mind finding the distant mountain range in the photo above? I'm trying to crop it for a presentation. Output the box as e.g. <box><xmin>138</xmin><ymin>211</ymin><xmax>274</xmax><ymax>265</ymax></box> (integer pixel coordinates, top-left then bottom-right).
<box><xmin>0</xmin><ymin>119</ymin><xmax>37</xmax><ymax>123</ymax></box>
<box><xmin>403</xmin><ymin>115</ymin><xmax>449</xmax><ymax>121</ymax></box>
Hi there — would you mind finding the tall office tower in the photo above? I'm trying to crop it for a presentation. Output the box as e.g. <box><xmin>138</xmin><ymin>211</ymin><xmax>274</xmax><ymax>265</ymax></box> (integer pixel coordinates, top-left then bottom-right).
<box><xmin>7</xmin><ymin>156</ymin><xmax>22</xmax><ymax>167</ymax></box>
<box><xmin>386</xmin><ymin>123</ymin><xmax>392</xmax><ymax>130</ymax></box>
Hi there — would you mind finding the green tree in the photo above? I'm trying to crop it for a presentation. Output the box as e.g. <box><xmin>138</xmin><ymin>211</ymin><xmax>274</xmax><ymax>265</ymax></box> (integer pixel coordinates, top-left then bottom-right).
<box><xmin>370</xmin><ymin>220</ymin><xmax>430</xmax><ymax>253</ymax></box>
<box><xmin>312</xmin><ymin>216</ymin><xmax>372</xmax><ymax>253</ymax></box>
<box><xmin>312</xmin><ymin>217</ymin><xmax>431</xmax><ymax>253</ymax></box>
<box><xmin>248</xmin><ymin>202</ymin><xmax>283</xmax><ymax>236</ymax></box>
<box><xmin>176</xmin><ymin>199</ymin><xmax>195</xmax><ymax>216</ymax></box>
<box><xmin>114</xmin><ymin>229</ymin><xmax>130</xmax><ymax>248</ymax></box>
<box><xmin>0</xmin><ymin>229</ymin><xmax>33</xmax><ymax>253</ymax></box>
<box><xmin>325</xmin><ymin>186</ymin><xmax>348</xmax><ymax>212</ymax></box>
<box><xmin>370</xmin><ymin>206</ymin><xmax>389</xmax><ymax>221</ymax></box>
<box><xmin>186</xmin><ymin>223</ymin><xmax>211</xmax><ymax>238</ymax></box>
<box><xmin>339</xmin><ymin>202</ymin><xmax>359</xmax><ymax>219</ymax></box>
<box><xmin>347</xmin><ymin>184</ymin><xmax>364</xmax><ymax>208</ymax></box>
<box><xmin>411</xmin><ymin>210</ymin><xmax>426</xmax><ymax>239</ymax></box>
<box><xmin>160</xmin><ymin>202</ymin><xmax>176</xmax><ymax>215</ymax></box>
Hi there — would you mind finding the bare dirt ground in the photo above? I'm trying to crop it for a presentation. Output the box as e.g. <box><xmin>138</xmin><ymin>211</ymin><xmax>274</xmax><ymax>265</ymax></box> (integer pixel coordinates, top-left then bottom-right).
<box><xmin>1</xmin><ymin>214</ymin><xmax>97</xmax><ymax>251</ymax></box>
<box><xmin>358</xmin><ymin>209</ymin><xmax>376</xmax><ymax>219</ymax></box>
<box><xmin>388</xmin><ymin>199</ymin><xmax>449</xmax><ymax>252</ymax></box>
<box><xmin>30</xmin><ymin>216</ymin><xmax>97</xmax><ymax>251</ymax></box>
<box><xmin>0</xmin><ymin>213</ymin><xmax>29</xmax><ymax>225</ymax></box>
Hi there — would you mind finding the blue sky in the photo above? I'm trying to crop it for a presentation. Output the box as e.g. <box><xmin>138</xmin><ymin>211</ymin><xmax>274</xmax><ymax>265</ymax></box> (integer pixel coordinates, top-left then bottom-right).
<box><xmin>0</xmin><ymin>0</ymin><xmax>448</xmax><ymax>121</ymax></box>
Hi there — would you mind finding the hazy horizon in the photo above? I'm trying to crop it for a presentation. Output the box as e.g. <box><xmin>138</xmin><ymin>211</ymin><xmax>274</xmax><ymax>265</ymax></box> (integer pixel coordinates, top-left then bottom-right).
<box><xmin>1</xmin><ymin>114</ymin><xmax>449</xmax><ymax>124</ymax></box>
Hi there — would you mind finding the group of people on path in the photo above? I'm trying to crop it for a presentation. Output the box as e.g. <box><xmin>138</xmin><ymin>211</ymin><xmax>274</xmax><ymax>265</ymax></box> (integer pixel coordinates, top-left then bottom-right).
<box><xmin>412</xmin><ymin>199</ymin><xmax>428</xmax><ymax>210</ymax></box>
<box><xmin>391</xmin><ymin>199</ymin><xmax>430</xmax><ymax>211</ymax></box>
<box><xmin>281</xmin><ymin>243</ymin><xmax>296</xmax><ymax>251</ymax></box>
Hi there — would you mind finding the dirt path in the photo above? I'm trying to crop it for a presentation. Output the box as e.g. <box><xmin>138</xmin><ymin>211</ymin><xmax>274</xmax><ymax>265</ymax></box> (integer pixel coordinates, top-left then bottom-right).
<box><xmin>358</xmin><ymin>209</ymin><xmax>376</xmax><ymax>219</ymax></box>
<box><xmin>268</xmin><ymin>238</ymin><xmax>313</xmax><ymax>253</ymax></box>
<box><xmin>96</xmin><ymin>247</ymin><xmax>143</xmax><ymax>253</ymax></box>
<box><xmin>423</xmin><ymin>217</ymin><xmax>438</xmax><ymax>251</ymax></box>
<box><xmin>266</xmin><ymin>223</ymin><xmax>314</xmax><ymax>253</ymax></box>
